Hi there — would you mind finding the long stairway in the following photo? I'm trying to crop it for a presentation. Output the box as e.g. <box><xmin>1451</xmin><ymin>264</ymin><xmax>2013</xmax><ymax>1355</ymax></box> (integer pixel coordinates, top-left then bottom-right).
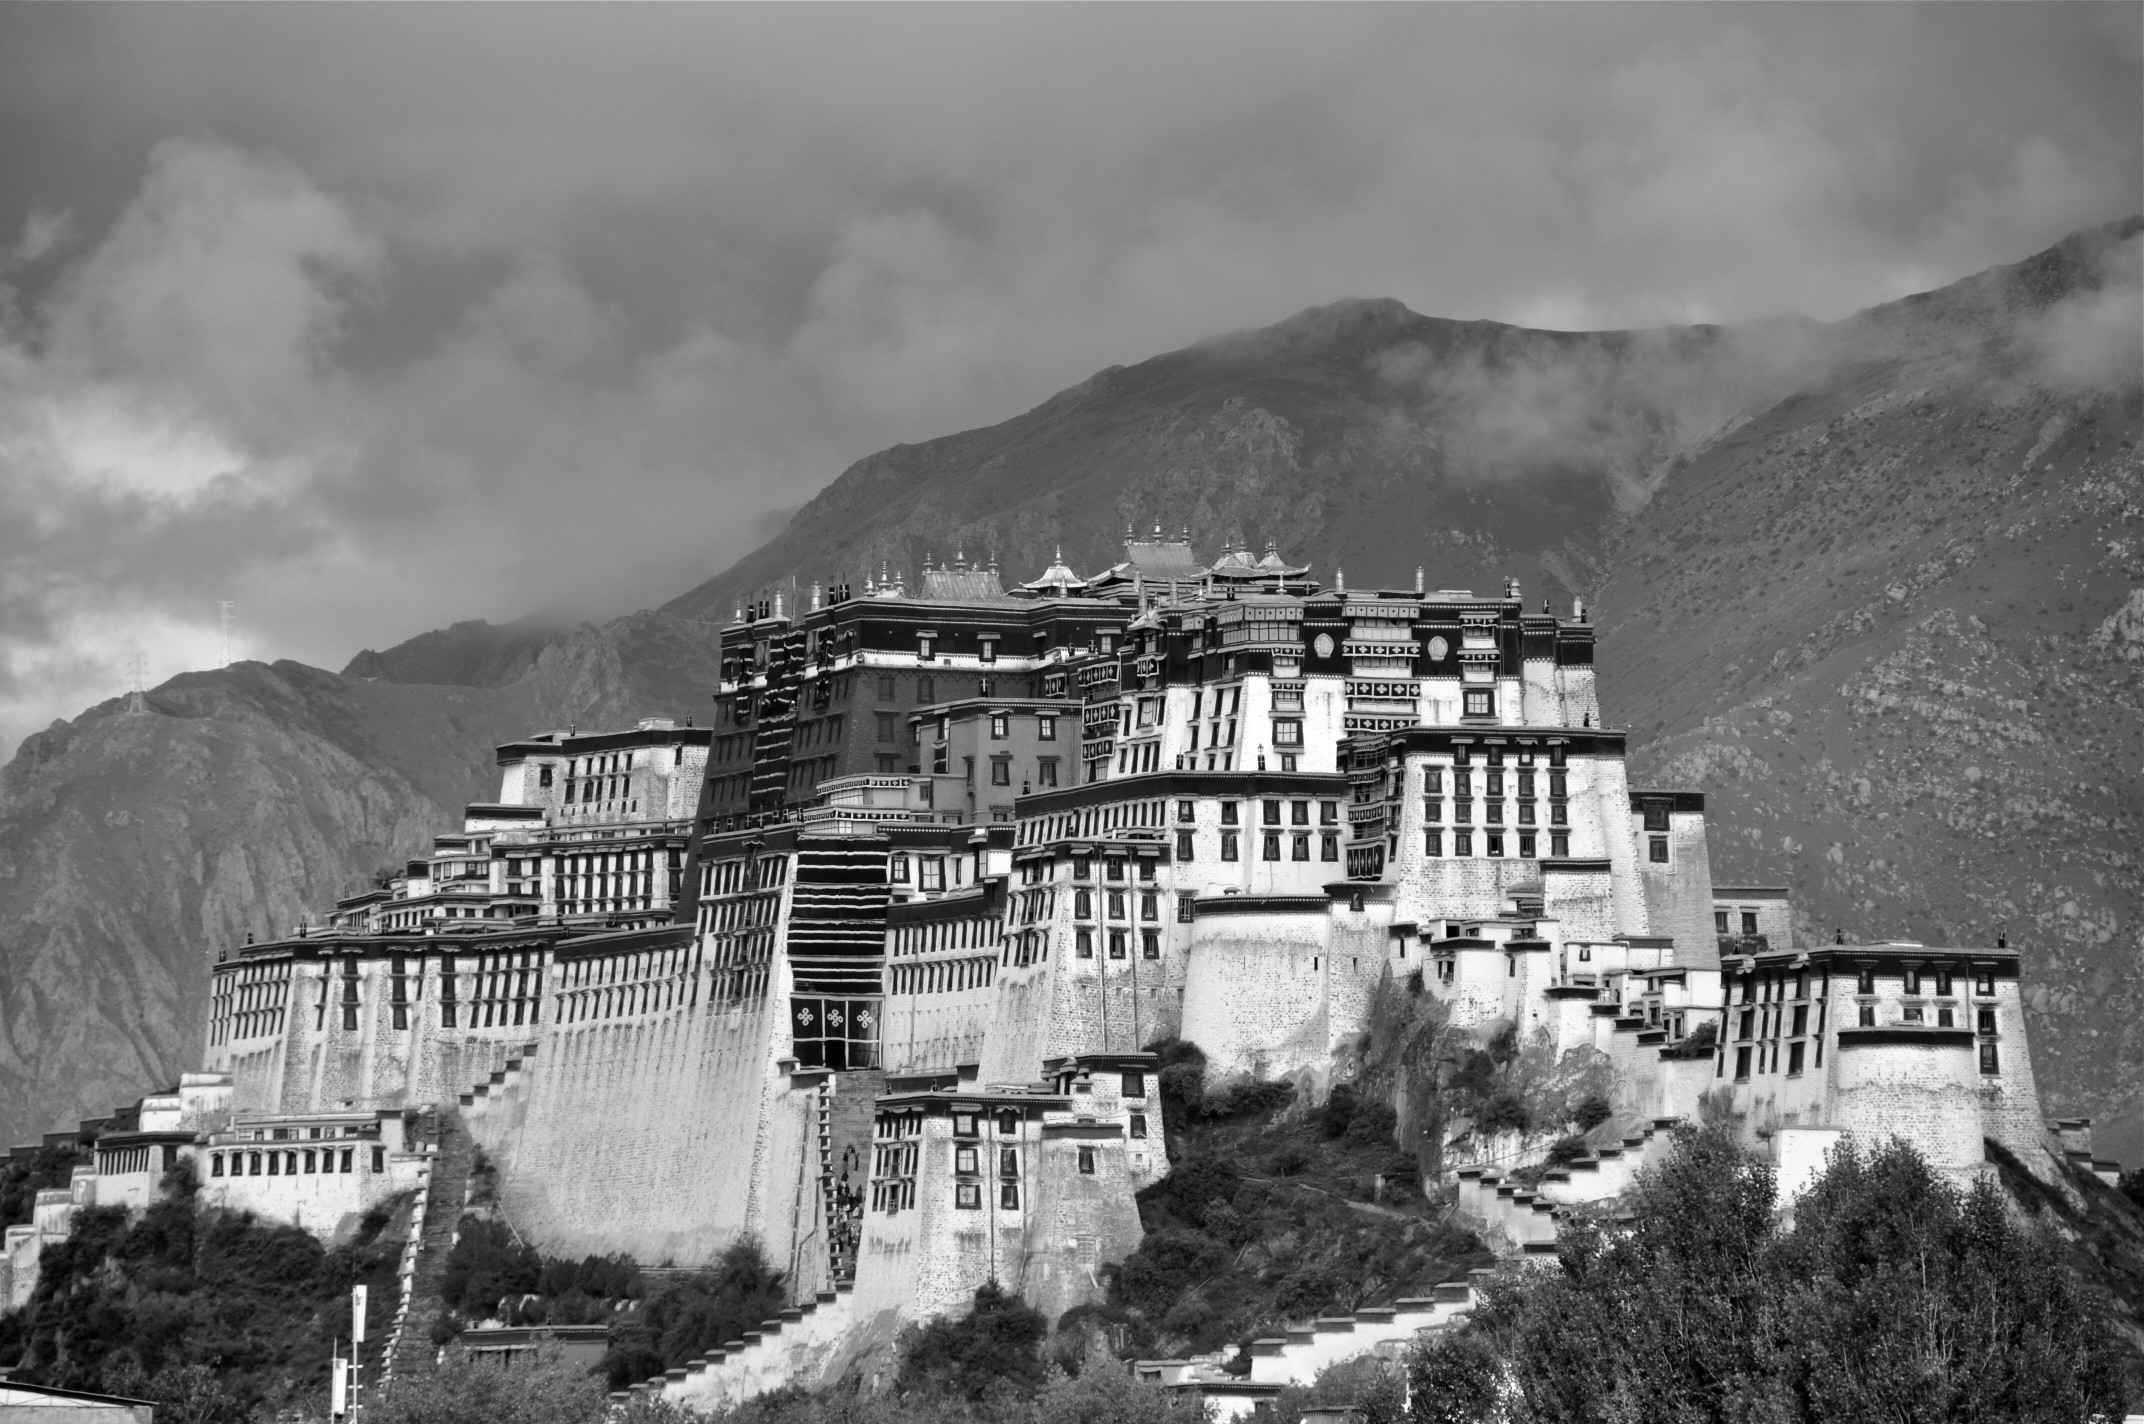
<box><xmin>387</xmin><ymin>1108</ymin><xmax>474</xmax><ymax>1386</ymax></box>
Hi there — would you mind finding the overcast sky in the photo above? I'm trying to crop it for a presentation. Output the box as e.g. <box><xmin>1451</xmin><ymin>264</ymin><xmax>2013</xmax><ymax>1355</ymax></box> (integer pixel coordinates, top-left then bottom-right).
<box><xmin>0</xmin><ymin>3</ymin><xmax>2135</xmax><ymax>756</ymax></box>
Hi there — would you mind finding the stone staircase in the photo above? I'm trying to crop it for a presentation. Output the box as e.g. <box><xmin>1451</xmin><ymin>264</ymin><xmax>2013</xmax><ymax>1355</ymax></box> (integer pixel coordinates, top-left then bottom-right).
<box><xmin>383</xmin><ymin>1107</ymin><xmax>475</xmax><ymax>1390</ymax></box>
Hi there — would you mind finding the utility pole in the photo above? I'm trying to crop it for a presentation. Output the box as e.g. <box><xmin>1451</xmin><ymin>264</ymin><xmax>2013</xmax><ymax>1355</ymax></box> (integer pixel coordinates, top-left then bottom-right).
<box><xmin>127</xmin><ymin>652</ymin><xmax>147</xmax><ymax>715</ymax></box>
<box><xmin>349</xmin><ymin>1283</ymin><xmax>367</xmax><ymax>1420</ymax></box>
<box><xmin>219</xmin><ymin>600</ymin><xmax>235</xmax><ymax>667</ymax></box>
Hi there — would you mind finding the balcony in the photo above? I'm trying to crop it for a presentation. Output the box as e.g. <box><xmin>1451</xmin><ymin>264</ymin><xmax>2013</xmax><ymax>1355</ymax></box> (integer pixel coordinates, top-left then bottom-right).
<box><xmin>1717</xmin><ymin>934</ymin><xmax>1771</xmax><ymax>957</ymax></box>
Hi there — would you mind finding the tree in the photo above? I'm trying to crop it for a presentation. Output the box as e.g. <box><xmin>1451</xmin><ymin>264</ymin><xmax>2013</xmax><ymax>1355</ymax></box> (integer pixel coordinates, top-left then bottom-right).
<box><xmin>1438</xmin><ymin>1127</ymin><xmax>2128</xmax><ymax>1424</ymax></box>
<box><xmin>1405</xmin><ymin>1331</ymin><xmax>1504</xmax><ymax>1424</ymax></box>
<box><xmin>895</xmin><ymin>1281</ymin><xmax>1047</xmax><ymax>1402</ymax></box>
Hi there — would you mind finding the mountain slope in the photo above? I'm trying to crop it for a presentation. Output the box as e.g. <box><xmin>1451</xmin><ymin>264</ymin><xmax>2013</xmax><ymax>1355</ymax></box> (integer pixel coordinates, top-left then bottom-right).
<box><xmin>1597</xmin><ymin>218</ymin><xmax>2144</xmax><ymax>1131</ymax></box>
<box><xmin>0</xmin><ymin>617</ymin><xmax>719</xmax><ymax>1145</ymax></box>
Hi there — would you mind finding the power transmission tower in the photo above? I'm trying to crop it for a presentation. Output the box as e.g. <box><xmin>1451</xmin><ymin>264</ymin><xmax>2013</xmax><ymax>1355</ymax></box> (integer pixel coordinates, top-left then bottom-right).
<box><xmin>219</xmin><ymin>601</ymin><xmax>235</xmax><ymax>668</ymax></box>
<box><xmin>128</xmin><ymin>652</ymin><xmax>147</xmax><ymax>714</ymax></box>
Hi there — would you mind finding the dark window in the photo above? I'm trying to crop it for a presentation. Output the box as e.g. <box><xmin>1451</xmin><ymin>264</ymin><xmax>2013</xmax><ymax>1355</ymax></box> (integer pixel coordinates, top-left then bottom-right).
<box><xmin>1123</xmin><ymin>1070</ymin><xmax>1147</xmax><ymax>1098</ymax></box>
<box><xmin>1263</xmin><ymin>833</ymin><xmax>1282</xmax><ymax>861</ymax></box>
<box><xmin>1129</xmin><ymin>1113</ymin><xmax>1148</xmax><ymax>1139</ymax></box>
<box><xmin>1550</xmin><ymin>833</ymin><xmax>1569</xmax><ymax>857</ymax></box>
<box><xmin>1424</xmin><ymin>829</ymin><xmax>1443</xmax><ymax>857</ymax></box>
<box><xmin>1454</xmin><ymin>830</ymin><xmax>1473</xmax><ymax>856</ymax></box>
<box><xmin>1979</xmin><ymin>1042</ymin><xmax>2000</xmax><ymax>1074</ymax></box>
<box><xmin>1648</xmin><ymin>836</ymin><xmax>1669</xmax><ymax>863</ymax></box>
<box><xmin>1141</xmin><ymin>929</ymin><xmax>1160</xmax><ymax>960</ymax></box>
<box><xmin>1858</xmin><ymin>1004</ymin><xmax>1875</xmax><ymax>1027</ymax></box>
<box><xmin>1178</xmin><ymin>800</ymin><xmax>1196</xmax><ymax>823</ymax></box>
<box><xmin>1176</xmin><ymin>895</ymin><xmax>1194</xmax><ymax>923</ymax></box>
<box><xmin>1221</xmin><ymin>832</ymin><xmax>1239</xmax><ymax>861</ymax></box>
<box><xmin>1486</xmin><ymin>833</ymin><xmax>1504</xmax><ymax>857</ymax></box>
<box><xmin>1078</xmin><ymin>1147</ymin><xmax>1096</xmax><ymax>1174</ymax></box>
<box><xmin>954</xmin><ymin>1112</ymin><xmax>979</xmax><ymax>1138</ymax></box>
<box><xmin>1464</xmin><ymin>689</ymin><xmax>1493</xmax><ymax>717</ymax></box>
<box><xmin>1141</xmin><ymin>892</ymin><xmax>1159</xmax><ymax>921</ymax></box>
<box><xmin>876</xmin><ymin>713</ymin><xmax>895</xmax><ymax>742</ymax></box>
<box><xmin>1977</xmin><ymin>1007</ymin><xmax>1997</xmax><ymax>1034</ymax></box>
<box><xmin>955</xmin><ymin>1183</ymin><xmax>982</xmax><ymax>1210</ymax></box>
<box><xmin>1176</xmin><ymin>830</ymin><xmax>1194</xmax><ymax>860</ymax></box>
<box><xmin>392</xmin><ymin>1004</ymin><xmax>408</xmax><ymax>1031</ymax></box>
<box><xmin>1518</xmin><ymin>833</ymin><xmax>1536</xmax><ymax>858</ymax></box>
<box><xmin>1076</xmin><ymin>928</ymin><xmax>1093</xmax><ymax>959</ymax></box>
<box><xmin>880</xmin><ymin>675</ymin><xmax>897</xmax><ymax>700</ymax></box>
<box><xmin>370</xmin><ymin>1146</ymin><xmax>386</xmax><ymax>1173</ymax></box>
<box><xmin>1715</xmin><ymin>910</ymin><xmax>1730</xmax><ymax>934</ymax></box>
<box><xmin>917</xmin><ymin>677</ymin><xmax>934</xmax><ymax>702</ymax></box>
<box><xmin>1975</xmin><ymin>972</ymin><xmax>1995</xmax><ymax>997</ymax></box>
<box><xmin>1321</xmin><ymin>833</ymin><xmax>1339</xmax><ymax>861</ymax></box>
<box><xmin>1857</xmin><ymin>966</ymin><xmax>1876</xmax><ymax>995</ymax></box>
<box><xmin>991</xmin><ymin>759</ymin><xmax>1011</xmax><ymax>786</ymax></box>
<box><xmin>1263</xmin><ymin>800</ymin><xmax>1282</xmax><ymax>826</ymax></box>
<box><xmin>1109</xmin><ymin>929</ymin><xmax>1127</xmax><ymax>959</ymax></box>
<box><xmin>1000</xmin><ymin>1182</ymin><xmax>1020</xmax><ymax>1210</ymax></box>
<box><xmin>1936</xmin><ymin>971</ymin><xmax>1953</xmax><ymax>997</ymax></box>
<box><xmin>1291</xmin><ymin>834</ymin><xmax>1310</xmax><ymax>861</ymax></box>
<box><xmin>1741</xmin><ymin>911</ymin><xmax>1759</xmax><ymax>935</ymax></box>
<box><xmin>1734</xmin><ymin>1047</ymin><xmax>1752</xmax><ymax>1080</ymax></box>
<box><xmin>1903</xmin><ymin>969</ymin><xmax>1921</xmax><ymax>996</ymax></box>
<box><xmin>1791</xmin><ymin>1005</ymin><xmax>1808</xmax><ymax>1037</ymax></box>
<box><xmin>1220</xmin><ymin>802</ymin><xmax>1239</xmax><ymax>826</ymax></box>
<box><xmin>996</xmin><ymin>1110</ymin><xmax>1020</xmax><ymax>1137</ymax></box>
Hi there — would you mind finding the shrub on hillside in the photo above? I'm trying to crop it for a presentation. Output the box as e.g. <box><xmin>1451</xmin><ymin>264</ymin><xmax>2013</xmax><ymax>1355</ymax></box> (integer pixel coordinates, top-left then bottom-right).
<box><xmin>1270</xmin><ymin>1353</ymin><xmax>1406</xmax><ymax>1424</ymax></box>
<box><xmin>1571</xmin><ymin>1092</ymin><xmax>1613</xmax><ymax>1132</ymax></box>
<box><xmin>895</xmin><ymin>1281</ymin><xmax>1047</xmax><ymax>1402</ymax></box>
<box><xmin>0</xmin><ymin>1196</ymin><xmax>401</xmax><ymax>1415</ymax></box>
<box><xmin>0</xmin><ymin>1143</ymin><xmax>82</xmax><ymax>1227</ymax></box>
<box><xmin>1115</xmin><ymin>1229</ymin><xmax>1232</xmax><ymax>1317</ymax></box>
<box><xmin>600</xmin><ymin>1240</ymin><xmax>787</xmax><ymax>1391</ymax></box>
<box><xmin>369</xmin><ymin>1353</ymin><xmax>609</xmax><ymax>1424</ymax></box>
<box><xmin>441</xmin><ymin>1216</ymin><xmax>542</xmax><ymax>1320</ymax></box>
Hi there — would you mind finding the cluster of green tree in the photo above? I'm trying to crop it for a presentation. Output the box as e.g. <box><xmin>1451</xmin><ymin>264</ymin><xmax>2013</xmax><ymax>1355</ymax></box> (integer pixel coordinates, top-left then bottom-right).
<box><xmin>1078</xmin><ymin>1042</ymin><xmax>1491</xmax><ymax>1361</ymax></box>
<box><xmin>1374</xmin><ymin>1127</ymin><xmax>2129</xmax><ymax>1423</ymax></box>
<box><xmin>0</xmin><ymin>1143</ymin><xmax>82</xmax><ymax>1227</ymax></box>
<box><xmin>438</xmin><ymin>1215</ymin><xmax>644</xmax><ymax>1329</ymax></box>
<box><xmin>0</xmin><ymin>1166</ymin><xmax>403</xmax><ymax>1424</ymax></box>
<box><xmin>598</xmin><ymin>1240</ymin><xmax>789</xmax><ymax>1390</ymax></box>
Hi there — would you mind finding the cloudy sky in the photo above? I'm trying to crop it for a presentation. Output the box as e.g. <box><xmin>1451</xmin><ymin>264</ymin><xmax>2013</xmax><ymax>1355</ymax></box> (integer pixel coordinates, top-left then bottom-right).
<box><xmin>0</xmin><ymin>4</ymin><xmax>2135</xmax><ymax>756</ymax></box>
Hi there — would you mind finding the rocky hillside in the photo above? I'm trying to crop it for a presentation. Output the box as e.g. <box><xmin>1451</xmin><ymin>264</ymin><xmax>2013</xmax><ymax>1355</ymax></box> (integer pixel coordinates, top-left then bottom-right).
<box><xmin>0</xmin><ymin>219</ymin><xmax>2134</xmax><ymax>1152</ymax></box>
<box><xmin>1598</xmin><ymin>219</ymin><xmax>2144</xmax><ymax>1143</ymax></box>
<box><xmin>0</xmin><ymin>616</ymin><xmax>719</xmax><ymax>1145</ymax></box>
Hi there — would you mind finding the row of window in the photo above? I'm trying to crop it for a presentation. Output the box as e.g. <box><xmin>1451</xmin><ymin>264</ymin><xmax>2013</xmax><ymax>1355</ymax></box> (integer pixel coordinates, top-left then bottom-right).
<box><xmin>209</xmin><ymin>1145</ymin><xmax>384</xmax><ymax>1177</ymax></box>
<box><xmin>1422</xmin><ymin>830</ymin><xmax>1570</xmax><ymax>859</ymax></box>
<box><xmin>1074</xmin><ymin>927</ymin><xmax>1164</xmax><ymax>960</ymax></box>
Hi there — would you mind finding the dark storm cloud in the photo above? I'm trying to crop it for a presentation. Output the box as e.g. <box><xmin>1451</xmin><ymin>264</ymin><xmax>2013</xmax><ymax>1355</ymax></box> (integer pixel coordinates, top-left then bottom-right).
<box><xmin>0</xmin><ymin>3</ymin><xmax>2135</xmax><ymax>754</ymax></box>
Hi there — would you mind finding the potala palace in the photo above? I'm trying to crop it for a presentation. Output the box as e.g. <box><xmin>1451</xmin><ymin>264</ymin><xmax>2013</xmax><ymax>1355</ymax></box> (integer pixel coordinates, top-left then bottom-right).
<box><xmin>3</xmin><ymin>532</ymin><xmax>2078</xmax><ymax>1417</ymax></box>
